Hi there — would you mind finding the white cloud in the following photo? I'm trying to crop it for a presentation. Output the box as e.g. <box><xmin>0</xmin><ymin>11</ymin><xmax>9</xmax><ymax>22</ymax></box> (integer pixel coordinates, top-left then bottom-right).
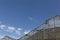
<box><xmin>24</xmin><ymin>31</ymin><xmax>30</xmax><ymax>34</ymax></box>
<box><xmin>6</xmin><ymin>27</ymin><xmax>22</xmax><ymax>35</ymax></box>
<box><xmin>17</xmin><ymin>28</ymin><xmax>22</xmax><ymax>30</ymax></box>
<box><xmin>6</xmin><ymin>27</ymin><xmax>15</xmax><ymax>32</ymax></box>
<box><xmin>0</xmin><ymin>24</ymin><xmax>6</xmax><ymax>29</ymax></box>
<box><xmin>0</xmin><ymin>23</ymin><xmax>22</xmax><ymax>36</ymax></box>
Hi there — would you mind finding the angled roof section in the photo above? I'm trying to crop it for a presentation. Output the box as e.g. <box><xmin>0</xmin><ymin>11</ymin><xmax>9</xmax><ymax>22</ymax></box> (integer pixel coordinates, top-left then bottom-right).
<box><xmin>18</xmin><ymin>15</ymin><xmax>60</xmax><ymax>40</ymax></box>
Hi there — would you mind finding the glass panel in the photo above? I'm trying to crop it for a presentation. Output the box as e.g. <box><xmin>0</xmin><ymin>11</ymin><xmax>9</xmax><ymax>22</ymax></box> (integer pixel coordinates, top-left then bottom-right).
<box><xmin>48</xmin><ymin>18</ymin><xmax>55</xmax><ymax>28</ymax></box>
<box><xmin>43</xmin><ymin>24</ymin><xmax>48</xmax><ymax>40</ymax></box>
<box><xmin>55</xmin><ymin>16</ymin><xmax>60</xmax><ymax>27</ymax></box>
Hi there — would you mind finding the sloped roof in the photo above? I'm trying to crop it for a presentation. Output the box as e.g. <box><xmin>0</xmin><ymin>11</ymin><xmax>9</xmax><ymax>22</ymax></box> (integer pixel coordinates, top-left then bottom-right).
<box><xmin>1</xmin><ymin>36</ymin><xmax>16</xmax><ymax>40</ymax></box>
<box><xmin>18</xmin><ymin>15</ymin><xmax>60</xmax><ymax>40</ymax></box>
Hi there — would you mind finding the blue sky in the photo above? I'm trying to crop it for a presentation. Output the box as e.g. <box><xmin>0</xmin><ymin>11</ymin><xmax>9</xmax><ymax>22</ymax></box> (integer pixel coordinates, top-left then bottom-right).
<box><xmin>0</xmin><ymin>0</ymin><xmax>60</xmax><ymax>39</ymax></box>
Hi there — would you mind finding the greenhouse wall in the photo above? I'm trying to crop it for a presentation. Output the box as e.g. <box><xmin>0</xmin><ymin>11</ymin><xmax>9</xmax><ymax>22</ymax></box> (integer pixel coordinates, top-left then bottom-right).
<box><xmin>18</xmin><ymin>15</ymin><xmax>60</xmax><ymax>40</ymax></box>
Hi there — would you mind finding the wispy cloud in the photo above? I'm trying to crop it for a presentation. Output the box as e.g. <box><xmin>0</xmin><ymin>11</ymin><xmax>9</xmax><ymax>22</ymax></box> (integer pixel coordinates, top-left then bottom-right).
<box><xmin>28</xmin><ymin>17</ymin><xmax>33</xmax><ymax>21</ymax></box>
<box><xmin>0</xmin><ymin>24</ymin><xmax>22</xmax><ymax>35</ymax></box>
<box><xmin>15</xmin><ymin>30</ymin><xmax>21</xmax><ymax>35</ymax></box>
<box><xmin>6</xmin><ymin>27</ymin><xmax>15</xmax><ymax>32</ymax></box>
<box><xmin>17</xmin><ymin>28</ymin><xmax>22</xmax><ymax>31</ymax></box>
<box><xmin>6</xmin><ymin>27</ymin><xmax>22</xmax><ymax>35</ymax></box>
<box><xmin>15</xmin><ymin>28</ymin><xmax>22</xmax><ymax>35</ymax></box>
<box><xmin>0</xmin><ymin>24</ymin><xmax>6</xmax><ymax>29</ymax></box>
